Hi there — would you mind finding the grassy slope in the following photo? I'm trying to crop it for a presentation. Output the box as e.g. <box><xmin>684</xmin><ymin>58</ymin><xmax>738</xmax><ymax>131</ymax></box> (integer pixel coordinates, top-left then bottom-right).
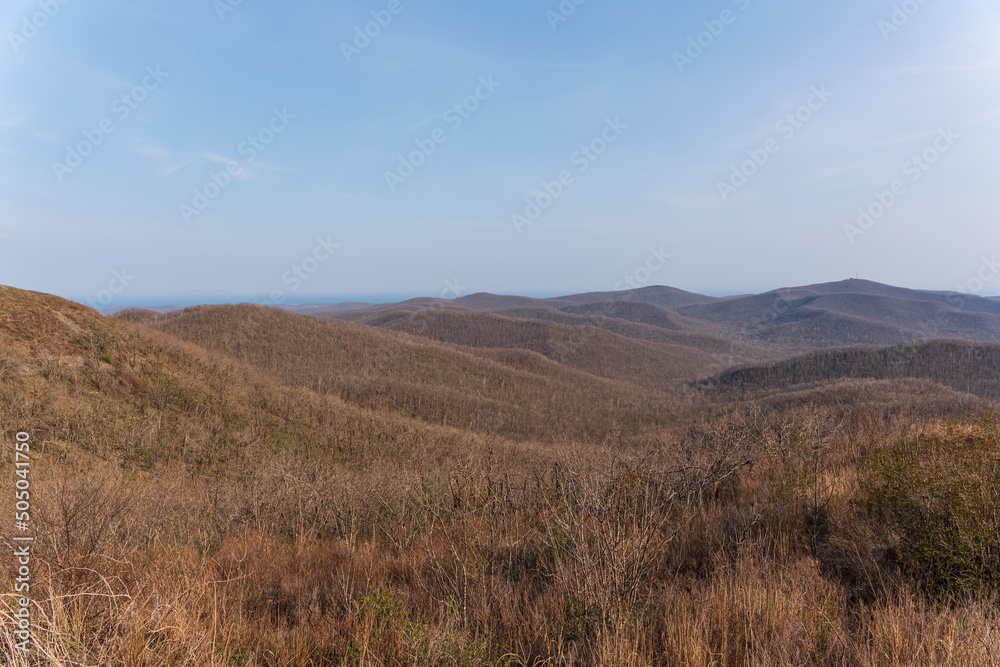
<box><xmin>141</xmin><ymin>303</ymin><xmax>686</xmax><ymax>442</ymax></box>
<box><xmin>345</xmin><ymin>307</ymin><xmax>723</xmax><ymax>391</ymax></box>
<box><xmin>0</xmin><ymin>286</ymin><xmax>493</xmax><ymax>475</ymax></box>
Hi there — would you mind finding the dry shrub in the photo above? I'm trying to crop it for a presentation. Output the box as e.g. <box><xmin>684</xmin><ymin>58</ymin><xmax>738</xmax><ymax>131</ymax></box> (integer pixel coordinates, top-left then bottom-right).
<box><xmin>860</xmin><ymin>415</ymin><xmax>1000</xmax><ymax>600</ymax></box>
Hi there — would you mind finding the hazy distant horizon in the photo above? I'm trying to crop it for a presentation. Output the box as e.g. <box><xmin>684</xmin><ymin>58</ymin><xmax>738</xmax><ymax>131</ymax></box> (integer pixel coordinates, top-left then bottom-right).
<box><xmin>56</xmin><ymin>277</ymin><xmax>999</xmax><ymax>313</ymax></box>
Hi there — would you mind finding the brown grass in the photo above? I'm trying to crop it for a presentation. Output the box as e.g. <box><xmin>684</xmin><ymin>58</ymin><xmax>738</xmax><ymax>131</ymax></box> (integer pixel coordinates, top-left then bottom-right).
<box><xmin>144</xmin><ymin>303</ymin><xmax>691</xmax><ymax>443</ymax></box>
<box><xmin>1</xmin><ymin>286</ymin><xmax>999</xmax><ymax>665</ymax></box>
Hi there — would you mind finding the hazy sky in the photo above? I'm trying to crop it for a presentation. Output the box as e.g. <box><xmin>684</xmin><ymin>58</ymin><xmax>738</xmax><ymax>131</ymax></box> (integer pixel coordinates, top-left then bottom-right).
<box><xmin>1</xmin><ymin>0</ymin><xmax>998</xmax><ymax>306</ymax></box>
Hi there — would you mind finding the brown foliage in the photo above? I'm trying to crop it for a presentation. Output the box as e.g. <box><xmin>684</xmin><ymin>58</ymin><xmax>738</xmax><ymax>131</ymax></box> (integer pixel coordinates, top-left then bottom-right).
<box><xmin>0</xmin><ymin>286</ymin><xmax>998</xmax><ymax>665</ymax></box>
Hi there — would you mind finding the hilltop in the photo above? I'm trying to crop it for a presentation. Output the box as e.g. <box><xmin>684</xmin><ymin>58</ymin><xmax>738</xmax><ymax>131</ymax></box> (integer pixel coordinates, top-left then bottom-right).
<box><xmin>323</xmin><ymin>280</ymin><xmax>1000</xmax><ymax>355</ymax></box>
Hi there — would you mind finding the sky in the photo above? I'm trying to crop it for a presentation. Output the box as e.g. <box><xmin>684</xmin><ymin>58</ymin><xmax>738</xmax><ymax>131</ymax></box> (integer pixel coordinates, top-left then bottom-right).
<box><xmin>1</xmin><ymin>0</ymin><xmax>998</xmax><ymax>307</ymax></box>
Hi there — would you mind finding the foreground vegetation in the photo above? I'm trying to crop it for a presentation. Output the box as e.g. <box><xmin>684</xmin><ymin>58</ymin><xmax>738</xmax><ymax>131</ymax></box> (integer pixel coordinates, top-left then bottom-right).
<box><xmin>1</xmin><ymin>288</ymin><xmax>999</xmax><ymax>665</ymax></box>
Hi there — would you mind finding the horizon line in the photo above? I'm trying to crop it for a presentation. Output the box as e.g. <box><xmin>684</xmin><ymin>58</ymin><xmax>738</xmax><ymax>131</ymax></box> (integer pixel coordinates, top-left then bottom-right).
<box><xmin>19</xmin><ymin>277</ymin><xmax>995</xmax><ymax>312</ymax></box>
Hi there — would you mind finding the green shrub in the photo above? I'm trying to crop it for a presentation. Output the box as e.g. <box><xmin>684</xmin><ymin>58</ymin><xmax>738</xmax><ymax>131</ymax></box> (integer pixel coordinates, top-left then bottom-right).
<box><xmin>861</xmin><ymin>416</ymin><xmax>1000</xmax><ymax>599</ymax></box>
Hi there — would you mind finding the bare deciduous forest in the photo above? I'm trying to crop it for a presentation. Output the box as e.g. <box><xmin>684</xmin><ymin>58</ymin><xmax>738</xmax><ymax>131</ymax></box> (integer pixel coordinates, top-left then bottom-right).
<box><xmin>2</xmin><ymin>281</ymin><xmax>999</xmax><ymax>665</ymax></box>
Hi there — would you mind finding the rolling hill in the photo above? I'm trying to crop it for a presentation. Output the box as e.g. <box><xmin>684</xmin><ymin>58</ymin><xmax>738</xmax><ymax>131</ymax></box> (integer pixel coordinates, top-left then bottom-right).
<box><xmin>675</xmin><ymin>280</ymin><xmax>1000</xmax><ymax>348</ymax></box>
<box><xmin>0</xmin><ymin>286</ymin><xmax>490</xmax><ymax>475</ymax></box>
<box><xmin>698</xmin><ymin>339</ymin><xmax>1000</xmax><ymax>403</ymax></box>
<box><xmin>342</xmin><ymin>306</ymin><xmax>728</xmax><ymax>389</ymax></box>
<box><xmin>133</xmin><ymin>303</ymin><xmax>689</xmax><ymax>442</ymax></box>
<box><xmin>322</xmin><ymin>280</ymin><xmax>1000</xmax><ymax>365</ymax></box>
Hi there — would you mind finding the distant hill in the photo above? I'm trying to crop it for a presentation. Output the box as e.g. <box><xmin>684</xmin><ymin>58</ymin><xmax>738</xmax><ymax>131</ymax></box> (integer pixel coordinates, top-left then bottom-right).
<box><xmin>331</xmin><ymin>285</ymin><xmax>717</xmax><ymax>319</ymax></box>
<box><xmin>540</xmin><ymin>285</ymin><xmax>719</xmax><ymax>310</ymax></box>
<box><xmin>98</xmin><ymin>304</ymin><xmax>185</xmax><ymax>315</ymax></box>
<box><xmin>138</xmin><ymin>303</ymin><xmax>686</xmax><ymax>442</ymax></box>
<box><xmin>100</xmin><ymin>280</ymin><xmax>1000</xmax><ymax>357</ymax></box>
<box><xmin>777</xmin><ymin>278</ymin><xmax>955</xmax><ymax>300</ymax></box>
<box><xmin>451</xmin><ymin>293</ymin><xmax>557</xmax><ymax>310</ymax></box>
<box><xmin>112</xmin><ymin>307</ymin><xmax>166</xmax><ymax>324</ymax></box>
<box><xmin>675</xmin><ymin>281</ymin><xmax>1000</xmax><ymax>350</ymax></box>
<box><xmin>355</xmin><ymin>306</ymin><xmax>724</xmax><ymax>390</ymax></box>
<box><xmin>489</xmin><ymin>306</ymin><xmax>737</xmax><ymax>351</ymax></box>
<box><xmin>99</xmin><ymin>302</ymin><xmax>374</xmax><ymax>316</ymax></box>
<box><xmin>281</xmin><ymin>302</ymin><xmax>374</xmax><ymax>316</ymax></box>
<box><xmin>328</xmin><ymin>280</ymin><xmax>1000</xmax><ymax>361</ymax></box>
<box><xmin>559</xmin><ymin>301</ymin><xmax>687</xmax><ymax>330</ymax></box>
<box><xmin>698</xmin><ymin>339</ymin><xmax>1000</xmax><ymax>403</ymax></box>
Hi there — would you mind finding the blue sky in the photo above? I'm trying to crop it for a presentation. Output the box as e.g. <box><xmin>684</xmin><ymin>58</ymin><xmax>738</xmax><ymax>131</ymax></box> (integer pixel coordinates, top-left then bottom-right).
<box><xmin>1</xmin><ymin>0</ymin><xmax>998</xmax><ymax>306</ymax></box>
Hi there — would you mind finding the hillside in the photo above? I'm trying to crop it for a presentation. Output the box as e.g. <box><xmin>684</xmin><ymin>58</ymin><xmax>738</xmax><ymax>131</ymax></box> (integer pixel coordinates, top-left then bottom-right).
<box><xmin>339</xmin><ymin>300</ymin><xmax>749</xmax><ymax>358</ymax></box>
<box><xmin>490</xmin><ymin>306</ymin><xmax>747</xmax><ymax>355</ymax></box>
<box><xmin>346</xmin><ymin>306</ymin><xmax>726</xmax><ymax>390</ymax></box>
<box><xmin>0</xmin><ymin>286</ymin><xmax>621</xmax><ymax>663</ymax></box>
<box><xmin>699</xmin><ymin>339</ymin><xmax>1000</xmax><ymax>403</ymax></box>
<box><xmin>559</xmin><ymin>300</ymin><xmax>688</xmax><ymax>329</ymax></box>
<box><xmin>331</xmin><ymin>285</ymin><xmax>719</xmax><ymax>318</ymax></box>
<box><xmin>138</xmin><ymin>303</ymin><xmax>686</xmax><ymax>442</ymax></box>
<box><xmin>0</xmin><ymin>286</ymin><xmax>107</xmax><ymax>354</ymax></box>
<box><xmin>0</xmin><ymin>286</ymin><xmax>491</xmax><ymax>475</ymax></box>
<box><xmin>676</xmin><ymin>281</ymin><xmax>1000</xmax><ymax>348</ymax></box>
<box><xmin>542</xmin><ymin>284</ymin><xmax>718</xmax><ymax>309</ymax></box>
<box><xmin>328</xmin><ymin>280</ymin><xmax>1000</xmax><ymax>358</ymax></box>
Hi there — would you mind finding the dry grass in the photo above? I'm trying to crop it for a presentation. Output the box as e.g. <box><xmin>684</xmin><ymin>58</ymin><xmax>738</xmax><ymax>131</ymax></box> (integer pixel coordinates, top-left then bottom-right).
<box><xmin>145</xmin><ymin>303</ymin><xmax>693</xmax><ymax>443</ymax></box>
<box><xmin>1</xmin><ymin>286</ymin><xmax>999</xmax><ymax>665</ymax></box>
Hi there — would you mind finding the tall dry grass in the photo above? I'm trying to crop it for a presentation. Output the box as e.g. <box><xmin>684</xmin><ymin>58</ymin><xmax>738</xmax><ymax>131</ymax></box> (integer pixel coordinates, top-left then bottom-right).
<box><xmin>5</xmin><ymin>406</ymin><xmax>999</xmax><ymax>665</ymax></box>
